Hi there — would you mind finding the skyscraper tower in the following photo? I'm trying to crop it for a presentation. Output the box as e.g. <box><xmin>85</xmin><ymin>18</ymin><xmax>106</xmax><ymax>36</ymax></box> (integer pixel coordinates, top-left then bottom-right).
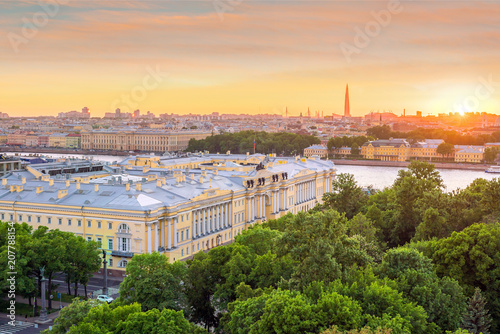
<box><xmin>344</xmin><ymin>84</ymin><xmax>351</xmax><ymax>117</ymax></box>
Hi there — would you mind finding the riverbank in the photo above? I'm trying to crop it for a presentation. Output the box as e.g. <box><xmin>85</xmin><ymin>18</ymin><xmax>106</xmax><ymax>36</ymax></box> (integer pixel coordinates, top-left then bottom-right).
<box><xmin>331</xmin><ymin>159</ymin><xmax>490</xmax><ymax>171</ymax></box>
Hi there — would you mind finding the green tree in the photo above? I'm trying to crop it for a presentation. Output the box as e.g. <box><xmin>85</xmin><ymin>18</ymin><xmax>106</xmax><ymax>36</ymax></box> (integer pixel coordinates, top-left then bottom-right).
<box><xmin>323</xmin><ymin>173</ymin><xmax>368</xmax><ymax>219</ymax></box>
<box><xmin>461</xmin><ymin>288</ymin><xmax>492</xmax><ymax>334</ymax></box>
<box><xmin>43</xmin><ymin>298</ymin><xmax>99</xmax><ymax>334</ymax></box>
<box><xmin>277</xmin><ymin>210</ymin><xmax>371</xmax><ymax>289</ymax></box>
<box><xmin>484</xmin><ymin>147</ymin><xmax>499</xmax><ymax>164</ymax></box>
<box><xmin>351</xmin><ymin>143</ymin><xmax>360</xmax><ymax>156</ymax></box>
<box><xmin>413</xmin><ymin>207</ymin><xmax>449</xmax><ymax>241</ymax></box>
<box><xmin>377</xmin><ymin>248</ymin><xmax>466</xmax><ymax>332</ymax></box>
<box><xmin>427</xmin><ymin>223</ymin><xmax>500</xmax><ymax>332</ymax></box>
<box><xmin>436</xmin><ymin>142</ymin><xmax>455</xmax><ymax>159</ymax></box>
<box><xmin>119</xmin><ymin>252</ymin><xmax>188</xmax><ymax>312</ymax></box>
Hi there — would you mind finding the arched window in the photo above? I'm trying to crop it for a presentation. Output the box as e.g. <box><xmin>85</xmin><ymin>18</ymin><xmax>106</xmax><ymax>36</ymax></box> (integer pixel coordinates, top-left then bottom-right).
<box><xmin>118</xmin><ymin>223</ymin><xmax>130</xmax><ymax>233</ymax></box>
<box><xmin>118</xmin><ymin>260</ymin><xmax>128</xmax><ymax>268</ymax></box>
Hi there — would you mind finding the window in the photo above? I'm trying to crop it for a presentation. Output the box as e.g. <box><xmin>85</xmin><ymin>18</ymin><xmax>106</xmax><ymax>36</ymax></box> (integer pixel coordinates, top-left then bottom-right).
<box><xmin>97</xmin><ymin>221</ymin><xmax>101</xmax><ymax>229</ymax></box>
<box><xmin>192</xmin><ymin>245</ymin><xmax>195</xmax><ymax>253</ymax></box>
<box><xmin>197</xmin><ymin>243</ymin><xmax>200</xmax><ymax>251</ymax></box>
<box><xmin>181</xmin><ymin>249</ymin><xmax>184</xmax><ymax>256</ymax></box>
<box><xmin>186</xmin><ymin>229</ymin><xmax>189</xmax><ymax>239</ymax></box>
<box><xmin>97</xmin><ymin>238</ymin><xmax>102</xmax><ymax>248</ymax></box>
<box><xmin>58</xmin><ymin>218</ymin><xmax>62</xmax><ymax>225</ymax></box>
<box><xmin>187</xmin><ymin>247</ymin><xmax>189</xmax><ymax>255</ymax></box>
<box><xmin>77</xmin><ymin>220</ymin><xmax>81</xmax><ymax>227</ymax></box>
<box><xmin>68</xmin><ymin>219</ymin><xmax>72</xmax><ymax>226</ymax></box>
<box><xmin>1</xmin><ymin>213</ymin><xmax>4</xmax><ymax>220</ymax></box>
<box><xmin>181</xmin><ymin>215</ymin><xmax>184</xmax><ymax>222</ymax></box>
<box><xmin>181</xmin><ymin>231</ymin><xmax>184</xmax><ymax>241</ymax></box>
<box><xmin>27</xmin><ymin>215</ymin><xmax>31</xmax><ymax>222</ymax></box>
<box><xmin>87</xmin><ymin>220</ymin><xmax>91</xmax><ymax>228</ymax></box>
<box><xmin>176</xmin><ymin>232</ymin><xmax>179</xmax><ymax>243</ymax></box>
<box><xmin>10</xmin><ymin>214</ymin><xmax>13</xmax><ymax>221</ymax></box>
<box><xmin>37</xmin><ymin>216</ymin><xmax>41</xmax><ymax>223</ymax></box>
<box><xmin>118</xmin><ymin>223</ymin><xmax>130</xmax><ymax>233</ymax></box>
<box><xmin>87</xmin><ymin>236</ymin><xmax>92</xmax><ymax>242</ymax></box>
<box><xmin>47</xmin><ymin>217</ymin><xmax>51</xmax><ymax>224</ymax></box>
<box><xmin>108</xmin><ymin>259</ymin><xmax>113</xmax><ymax>267</ymax></box>
<box><xmin>118</xmin><ymin>260</ymin><xmax>128</xmax><ymax>268</ymax></box>
<box><xmin>108</xmin><ymin>239</ymin><xmax>113</xmax><ymax>250</ymax></box>
<box><xmin>18</xmin><ymin>215</ymin><xmax>22</xmax><ymax>222</ymax></box>
<box><xmin>108</xmin><ymin>222</ymin><xmax>112</xmax><ymax>230</ymax></box>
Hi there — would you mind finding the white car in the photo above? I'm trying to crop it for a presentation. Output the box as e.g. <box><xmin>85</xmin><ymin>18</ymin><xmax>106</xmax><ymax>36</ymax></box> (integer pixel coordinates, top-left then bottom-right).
<box><xmin>96</xmin><ymin>295</ymin><xmax>114</xmax><ymax>303</ymax></box>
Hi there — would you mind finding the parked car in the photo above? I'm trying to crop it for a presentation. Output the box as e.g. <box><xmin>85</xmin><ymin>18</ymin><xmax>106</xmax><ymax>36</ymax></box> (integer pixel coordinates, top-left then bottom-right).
<box><xmin>96</xmin><ymin>295</ymin><xmax>114</xmax><ymax>303</ymax></box>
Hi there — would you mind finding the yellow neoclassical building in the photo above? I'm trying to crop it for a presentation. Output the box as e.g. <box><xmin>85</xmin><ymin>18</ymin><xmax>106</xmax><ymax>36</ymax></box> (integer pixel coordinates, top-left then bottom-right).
<box><xmin>361</xmin><ymin>139</ymin><xmax>411</xmax><ymax>161</ymax></box>
<box><xmin>0</xmin><ymin>154</ymin><xmax>335</xmax><ymax>275</ymax></box>
<box><xmin>81</xmin><ymin>129</ymin><xmax>210</xmax><ymax>152</ymax></box>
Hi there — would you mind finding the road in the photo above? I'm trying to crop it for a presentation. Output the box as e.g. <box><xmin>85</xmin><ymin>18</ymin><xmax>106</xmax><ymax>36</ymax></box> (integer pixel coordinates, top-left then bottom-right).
<box><xmin>0</xmin><ymin>320</ymin><xmax>50</xmax><ymax>334</ymax></box>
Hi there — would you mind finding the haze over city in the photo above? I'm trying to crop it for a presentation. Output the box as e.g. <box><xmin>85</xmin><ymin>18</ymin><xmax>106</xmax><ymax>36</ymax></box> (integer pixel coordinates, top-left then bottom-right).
<box><xmin>2</xmin><ymin>1</ymin><xmax>500</xmax><ymax>117</ymax></box>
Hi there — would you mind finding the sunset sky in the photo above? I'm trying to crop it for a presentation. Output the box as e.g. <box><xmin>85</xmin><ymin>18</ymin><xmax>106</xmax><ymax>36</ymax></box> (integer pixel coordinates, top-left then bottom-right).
<box><xmin>1</xmin><ymin>1</ymin><xmax>500</xmax><ymax>117</ymax></box>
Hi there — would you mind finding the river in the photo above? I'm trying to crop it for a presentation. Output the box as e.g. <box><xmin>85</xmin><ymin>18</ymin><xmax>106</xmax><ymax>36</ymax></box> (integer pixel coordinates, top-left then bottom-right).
<box><xmin>9</xmin><ymin>152</ymin><xmax>498</xmax><ymax>192</ymax></box>
<box><xmin>334</xmin><ymin>164</ymin><xmax>498</xmax><ymax>192</ymax></box>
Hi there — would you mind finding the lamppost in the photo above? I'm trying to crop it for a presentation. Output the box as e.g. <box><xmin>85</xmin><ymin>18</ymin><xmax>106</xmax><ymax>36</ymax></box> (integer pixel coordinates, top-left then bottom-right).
<box><xmin>102</xmin><ymin>250</ymin><xmax>108</xmax><ymax>296</ymax></box>
<box><xmin>39</xmin><ymin>267</ymin><xmax>48</xmax><ymax>322</ymax></box>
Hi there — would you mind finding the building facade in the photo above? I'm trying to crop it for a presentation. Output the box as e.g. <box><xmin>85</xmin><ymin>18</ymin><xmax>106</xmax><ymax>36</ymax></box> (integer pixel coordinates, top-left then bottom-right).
<box><xmin>81</xmin><ymin>130</ymin><xmax>210</xmax><ymax>152</ymax></box>
<box><xmin>0</xmin><ymin>154</ymin><xmax>335</xmax><ymax>274</ymax></box>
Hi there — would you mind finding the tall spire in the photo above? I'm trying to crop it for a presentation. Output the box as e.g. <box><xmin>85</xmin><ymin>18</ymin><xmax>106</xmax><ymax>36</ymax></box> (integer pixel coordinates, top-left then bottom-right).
<box><xmin>344</xmin><ymin>84</ymin><xmax>350</xmax><ymax>117</ymax></box>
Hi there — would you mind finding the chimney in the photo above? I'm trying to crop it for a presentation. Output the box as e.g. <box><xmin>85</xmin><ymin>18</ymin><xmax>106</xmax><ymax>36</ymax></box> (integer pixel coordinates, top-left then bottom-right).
<box><xmin>76</xmin><ymin>182</ymin><xmax>81</xmax><ymax>190</ymax></box>
<box><xmin>136</xmin><ymin>183</ymin><xmax>142</xmax><ymax>191</ymax></box>
<box><xmin>190</xmin><ymin>173</ymin><xmax>194</xmax><ymax>180</ymax></box>
<box><xmin>58</xmin><ymin>189</ymin><xmax>68</xmax><ymax>199</ymax></box>
<box><xmin>21</xmin><ymin>177</ymin><xmax>26</xmax><ymax>184</ymax></box>
<box><xmin>94</xmin><ymin>184</ymin><xmax>99</xmax><ymax>192</ymax></box>
<box><xmin>199</xmin><ymin>176</ymin><xmax>204</xmax><ymax>184</ymax></box>
<box><xmin>156</xmin><ymin>179</ymin><xmax>162</xmax><ymax>187</ymax></box>
<box><xmin>49</xmin><ymin>179</ymin><xmax>54</xmax><ymax>186</ymax></box>
<box><xmin>10</xmin><ymin>185</ymin><xmax>15</xmax><ymax>192</ymax></box>
<box><xmin>126</xmin><ymin>183</ymin><xmax>130</xmax><ymax>191</ymax></box>
<box><xmin>36</xmin><ymin>186</ymin><xmax>43</xmax><ymax>194</ymax></box>
<box><xmin>66</xmin><ymin>180</ymin><xmax>70</xmax><ymax>187</ymax></box>
<box><xmin>2</xmin><ymin>179</ymin><xmax>6</xmax><ymax>186</ymax></box>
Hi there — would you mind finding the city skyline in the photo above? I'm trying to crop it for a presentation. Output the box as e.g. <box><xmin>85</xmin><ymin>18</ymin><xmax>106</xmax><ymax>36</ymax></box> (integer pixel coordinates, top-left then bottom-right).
<box><xmin>1</xmin><ymin>1</ymin><xmax>500</xmax><ymax>117</ymax></box>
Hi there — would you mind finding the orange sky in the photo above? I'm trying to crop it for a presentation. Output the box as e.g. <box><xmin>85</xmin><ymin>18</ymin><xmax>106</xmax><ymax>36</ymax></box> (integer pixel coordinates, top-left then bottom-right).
<box><xmin>1</xmin><ymin>1</ymin><xmax>500</xmax><ymax>117</ymax></box>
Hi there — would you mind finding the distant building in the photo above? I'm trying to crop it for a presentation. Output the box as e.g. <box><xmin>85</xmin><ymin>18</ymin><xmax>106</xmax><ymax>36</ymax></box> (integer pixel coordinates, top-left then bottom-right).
<box><xmin>361</xmin><ymin>139</ymin><xmax>410</xmax><ymax>161</ymax></box>
<box><xmin>49</xmin><ymin>133</ymin><xmax>68</xmax><ymax>148</ymax></box>
<box><xmin>304</xmin><ymin>145</ymin><xmax>328</xmax><ymax>158</ymax></box>
<box><xmin>344</xmin><ymin>84</ymin><xmax>351</xmax><ymax>117</ymax></box>
<box><xmin>81</xmin><ymin>130</ymin><xmax>210</xmax><ymax>152</ymax></box>
<box><xmin>66</xmin><ymin>134</ymin><xmax>81</xmax><ymax>149</ymax></box>
<box><xmin>455</xmin><ymin>146</ymin><xmax>484</xmax><ymax>163</ymax></box>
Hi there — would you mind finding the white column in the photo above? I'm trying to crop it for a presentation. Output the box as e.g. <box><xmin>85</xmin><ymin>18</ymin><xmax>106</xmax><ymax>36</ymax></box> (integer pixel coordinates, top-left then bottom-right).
<box><xmin>154</xmin><ymin>221</ymin><xmax>159</xmax><ymax>252</ymax></box>
<box><xmin>278</xmin><ymin>189</ymin><xmax>281</xmax><ymax>211</ymax></box>
<box><xmin>191</xmin><ymin>212</ymin><xmax>195</xmax><ymax>239</ymax></box>
<box><xmin>209</xmin><ymin>206</ymin><xmax>213</xmax><ymax>232</ymax></box>
<box><xmin>167</xmin><ymin>218</ymin><xmax>172</xmax><ymax>250</ymax></box>
<box><xmin>197</xmin><ymin>210</ymin><xmax>201</xmax><ymax>236</ymax></box>
<box><xmin>203</xmin><ymin>208</ymin><xmax>207</xmax><ymax>234</ymax></box>
<box><xmin>273</xmin><ymin>191</ymin><xmax>278</xmax><ymax>213</ymax></box>
<box><xmin>217</xmin><ymin>205</ymin><xmax>221</xmax><ymax>230</ymax></box>
<box><xmin>247</xmin><ymin>198</ymin><xmax>251</xmax><ymax>222</ymax></box>
<box><xmin>173</xmin><ymin>217</ymin><xmax>178</xmax><ymax>247</ymax></box>
<box><xmin>261</xmin><ymin>196</ymin><xmax>264</xmax><ymax>217</ymax></box>
<box><xmin>161</xmin><ymin>219</ymin><xmax>165</xmax><ymax>249</ymax></box>
<box><xmin>229</xmin><ymin>201</ymin><xmax>233</xmax><ymax>227</ymax></box>
<box><xmin>147</xmin><ymin>223</ymin><xmax>152</xmax><ymax>254</ymax></box>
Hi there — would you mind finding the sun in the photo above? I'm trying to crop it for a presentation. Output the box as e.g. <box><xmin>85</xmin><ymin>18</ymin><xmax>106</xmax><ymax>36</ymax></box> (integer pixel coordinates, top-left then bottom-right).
<box><xmin>455</xmin><ymin>105</ymin><xmax>471</xmax><ymax>116</ymax></box>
